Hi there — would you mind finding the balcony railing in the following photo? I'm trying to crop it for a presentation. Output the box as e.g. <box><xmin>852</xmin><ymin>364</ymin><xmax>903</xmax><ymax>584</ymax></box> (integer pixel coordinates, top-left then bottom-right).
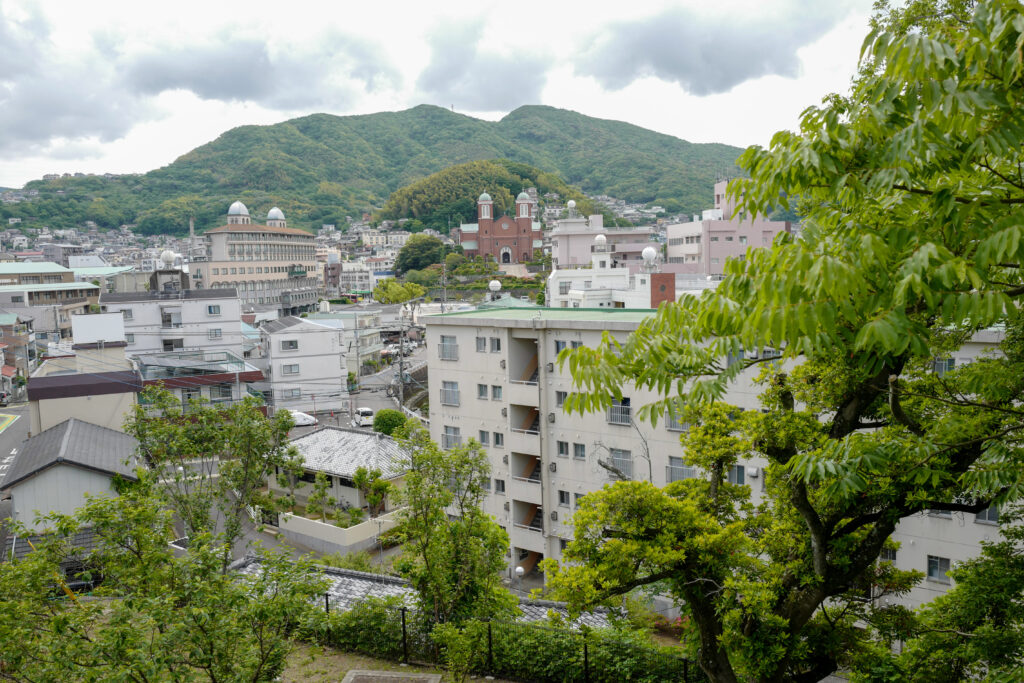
<box><xmin>440</xmin><ymin>388</ymin><xmax>460</xmax><ymax>406</ymax></box>
<box><xmin>607</xmin><ymin>404</ymin><xmax>632</xmax><ymax>425</ymax></box>
<box><xmin>666</xmin><ymin>464</ymin><xmax>696</xmax><ymax>483</ymax></box>
<box><xmin>438</xmin><ymin>343</ymin><xmax>459</xmax><ymax>361</ymax></box>
<box><xmin>512</xmin><ymin>475</ymin><xmax>541</xmax><ymax>485</ymax></box>
<box><xmin>513</xmin><ymin>522</ymin><xmax>544</xmax><ymax>532</ymax></box>
<box><xmin>441</xmin><ymin>434</ymin><xmax>462</xmax><ymax>449</ymax></box>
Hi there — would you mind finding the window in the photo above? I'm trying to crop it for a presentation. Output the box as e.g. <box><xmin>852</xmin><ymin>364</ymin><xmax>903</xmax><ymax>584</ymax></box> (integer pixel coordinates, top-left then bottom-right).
<box><xmin>493</xmin><ymin>432</ymin><xmax>504</xmax><ymax>447</ymax></box>
<box><xmin>880</xmin><ymin>547</ymin><xmax>897</xmax><ymax>563</ymax></box>
<box><xmin>491</xmin><ymin>385</ymin><xmax>502</xmax><ymax>400</ymax></box>
<box><xmin>476</xmin><ymin>336</ymin><xmax>486</xmax><ymax>352</ymax></box>
<box><xmin>573</xmin><ymin>443</ymin><xmax>585</xmax><ymax>460</ymax></box>
<box><xmin>739</xmin><ymin>236</ymin><xmax>748</xmax><ymax>245</ymax></box>
<box><xmin>286</xmin><ymin>388</ymin><xmax>301</xmax><ymax>398</ymax></box>
<box><xmin>977</xmin><ymin>505</ymin><xmax>1000</xmax><ymax>524</ymax></box>
<box><xmin>710</xmin><ymin>236</ymin><xmax>719</xmax><ymax>242</ymax></box>
<box><xmin>281</xmin><ymin>339</ymin><xmax>299</xmax><ymax>351</ymax></box>
<box><xmin>207</xmin><ymin>305</ymin><xmax>221</xmax><ymax>315</ymax></box>
<box><xmin>928</xmin><ymin>509</ymin><xmax>952</xmax><ymax>518</ymax></box>
<box><xmin>494</xmin><ymin>478</ymin><xmax>506</xmax><ymax>494</ymax></box>
<box><xmin>282</xmin><ymin>363</ymin><xmax>299</xmax><ymax>375</ymax></box>
<box><xmin>666</xmin><ymin>411</ymin><xmax>689</xmax><ymax>432</ymax></box>
<box><xmin>727</xmin><ymin>465</ymin><xmax>746</xmax><ymax>485</ymax></box>
<box><xmin>555</xmin><ymin>391</ymin><xmax>567</xmax><ymax>407</ymax></box>
<box><xmin>559</xmin><ymin>538</ymin><xmax>569</xmax><ymax>551</ymax></box>
<box><xmin>210</xmin><ymin>384</ymin><xmax>233</xmax><ymax>402</ymax></box>
<box><xmin>927</xmin><ymin>555</ymin><xmax>951</xmax><ymax>583</ymax></box>
<box><xmin>558</xmin><ymin>490</ymin><xmax>570</xmax><ymax>507</ymax></box>
<box><xmin>478</xmin><ymin>430</ymin><xmax>490</xmax><ymax>446</ymax></box>
<box><xmin>122</xmin><ymin>309</ymin><xmax>133</xmax><ymax>320</ymax></box>
<box><xmin>557</xmin><ymin>441</ymin><xmax>569</xmax><ymax>457</ymax></box>
<box><xmin>933</xmin><ymin>357</ymin><xmax>955</xmax><ymax>377</ymax></box>
<box><xmin>559</xmin><ymin>282</ymin><xmax>571</xmax><ymax>295</ymax></box>
<box><xmin>125</xmin><ymin>333</ymin><xmax>135</xmax><ymax>344</ymax></box>
<box><xmin>554</xmin><ymin>340</ymin><xmax>567</xmax><ymax>354</ymax></box>
<box><xmin>231</xmin><ymin>268</ymin><xmax>237</xmax><ymax>274</ymax></box>
<box><xmin>667</xmin><ymin>456</ymin><xmax>696</xmax><ymax>482</ymax></box>
<box><xmin>439</xmin><ymin>335</ymin><xmax>458</xmax><ymax>360</ymax></box>
<box><xmin>442</xmin><ymin>425</ymin><xmax>462</xmax><ymax>449</ymax></box>
<box><xmin>212</xmin><ymin>268</ymin><xmax>219</xmax><ymax>275</ymax></box>
<box><xmin>571</xmin><ymin>341</ymin><xmax>583</xmax><ymax>349</ymax></box>
<box><xmin>478</xmin><ymin>383</ymin><xmax>488</xmax><ymax>399</ymax></box>
<box><xmin>208</xmin><ymin>328</ymin><xmax>222</xmax><ymax>339</ymax></box>
<box><xmin>610</xmin><ymin>448</ymin><xmax>632</xmax><ymax>479</ymax></box>
<box><xmin>726</xmin><ymin>350</ymin><xmax>745</xmax><ymax>367</ymax></box>
<box><xmin>10</xmin><ymin>295</ymin><xmax>22</xmax><ymax>303</ymax></box>
<box><xmin>574</xmin><ymin>493</ymin><xmax>585</xmax><ymax>508</ymax></box>
<box><xmin>607</xmin><ymin>397</ymin><xmax>631</xmax><ymax>425</ymax></box>
<box><xmin>490</xmin><ymin>337</ymin><xmax>501</xmax><ymax>353</ymax></box>
<box><xmin>441</xmin><ymin>381</ymin><xmax>460</xmax><ymax>406</ymax></box>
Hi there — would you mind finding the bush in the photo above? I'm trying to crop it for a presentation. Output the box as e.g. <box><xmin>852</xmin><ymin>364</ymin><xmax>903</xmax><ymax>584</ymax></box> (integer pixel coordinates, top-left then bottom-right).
<box><xmin>372</xmin><ymin>409</ymin><xmax>407</xmax><ymax>436</ymax></box>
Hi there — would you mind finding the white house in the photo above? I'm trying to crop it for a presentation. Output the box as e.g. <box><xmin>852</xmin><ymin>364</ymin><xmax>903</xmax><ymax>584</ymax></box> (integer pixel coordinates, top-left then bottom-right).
<box><xmin>260</xmin><ymin>316</ymin><xmax>347</xmax><ymax>414</ymax></box>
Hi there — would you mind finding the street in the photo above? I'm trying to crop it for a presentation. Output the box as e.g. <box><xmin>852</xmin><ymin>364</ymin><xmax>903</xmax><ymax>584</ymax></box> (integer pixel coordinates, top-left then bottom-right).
<box><xmin>0</xmin><ymin>402</ymin><xmax>31</xmax><ymax>487</ymax></box>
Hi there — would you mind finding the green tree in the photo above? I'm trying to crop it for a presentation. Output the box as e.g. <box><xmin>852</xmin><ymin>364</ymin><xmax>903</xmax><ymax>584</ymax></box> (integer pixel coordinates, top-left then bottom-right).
<box><xmin>352</xmin><ymin>466</ymin><xmax>393</xmax><ymax>517</ymax></box>
<box><xmin>372</xmin><ymin>408</ymin><xmax>408</xmax><ymax>436</ymax></box>
<box><xmin>306</xmin><ymin>471</ymin><xmax>335</xmax><ymax>523</ymax></box>
<box><xmin>125</xmin><ymin>386</ymin><xmax>296</xmax><ymax>568</ymax></box>
<box><xmin>0</xmin><ymin>479</ymin><xmax>325</xmax><ymax>681</ymax></box>
<box><xmin>395</xmin><ymin>234</ymin><xmax>450</xmax><ymax>274</ymax></box>
<box><xmin>545</xmin><ymin>3</ymin><xmax>1024</xmax><ymax>681</ymax></box>
<box><xmin>392</xmin><ymin>423</ymin><xmax>517</xmax><ymax>624</ymax></box>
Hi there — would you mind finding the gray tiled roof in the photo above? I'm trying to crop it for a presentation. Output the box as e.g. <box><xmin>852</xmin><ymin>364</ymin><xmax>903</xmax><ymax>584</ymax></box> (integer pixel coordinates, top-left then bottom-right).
<box><xmin>231</xmin><ymin>558</ymin><xmax>611</xmax><ymax>628</ymax></box>
<box><xmin>261</xmin><ymin>316</ymin><xmax>304</xmax><ymax>334</ymax></box>
<box><xmin>0</xmin><ymin>418</ymin><xmax>141</xmax><ymax>490</ymax></box>
<box><xmin>291</xmin><ymin>427</ymin><xmax>409</xmax><ymax>479</ymax></box>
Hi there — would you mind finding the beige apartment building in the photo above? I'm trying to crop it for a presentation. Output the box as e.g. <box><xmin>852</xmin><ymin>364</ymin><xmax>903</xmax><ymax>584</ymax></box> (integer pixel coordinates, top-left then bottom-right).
<box><xmin>193</xmin><ymin>202</ymin><xmax>320</xmax><ymax>315</ymax></box>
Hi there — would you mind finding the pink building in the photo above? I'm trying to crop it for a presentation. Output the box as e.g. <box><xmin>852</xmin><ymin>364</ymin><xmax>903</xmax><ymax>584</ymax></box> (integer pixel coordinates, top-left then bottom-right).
<box><xmin>666</xmin><ymin>180</ymin><xmax>791</xmax><ymax>276</ymax></box>
<box><xmin>549</xmin><ymin>200</ymin><xmax>657</xmax><ymax>271</ymax></box>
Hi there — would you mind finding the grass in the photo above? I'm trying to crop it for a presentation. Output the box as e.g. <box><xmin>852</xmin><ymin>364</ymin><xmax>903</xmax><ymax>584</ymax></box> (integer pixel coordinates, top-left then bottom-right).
<box><xmin>282</xmin><ymin>641</ymin><xmax>517</xmax><ymax>682</ymax></box>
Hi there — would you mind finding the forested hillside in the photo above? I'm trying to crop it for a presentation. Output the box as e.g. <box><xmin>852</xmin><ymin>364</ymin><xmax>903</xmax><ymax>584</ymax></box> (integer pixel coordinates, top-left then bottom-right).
<box><xmin>4</xmin><ymin>105</ymin><xmax>743</xmax><ymax>236</ymax></box>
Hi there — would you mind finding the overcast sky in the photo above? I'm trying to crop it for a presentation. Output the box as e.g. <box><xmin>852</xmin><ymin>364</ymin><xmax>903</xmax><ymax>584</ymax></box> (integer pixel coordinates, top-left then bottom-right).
<box><xmin>0</xmin><ymin>0</ymin><xmax>876</xmax><ymax>188</ymax></box>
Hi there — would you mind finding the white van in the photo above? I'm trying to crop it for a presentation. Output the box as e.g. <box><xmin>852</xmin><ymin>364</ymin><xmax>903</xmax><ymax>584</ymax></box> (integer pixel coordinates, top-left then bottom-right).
<box><xmin>351</xmin><ymin>407</ymin><xmax>374</xmax><ymax>428</ymax></box>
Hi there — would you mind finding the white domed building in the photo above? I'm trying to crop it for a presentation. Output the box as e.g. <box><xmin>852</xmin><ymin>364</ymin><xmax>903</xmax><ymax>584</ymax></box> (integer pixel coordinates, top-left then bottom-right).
<box><xmin>196</xmin><ymin>201</ymin><xmax>320</xmax><ymax>315</ymax></box>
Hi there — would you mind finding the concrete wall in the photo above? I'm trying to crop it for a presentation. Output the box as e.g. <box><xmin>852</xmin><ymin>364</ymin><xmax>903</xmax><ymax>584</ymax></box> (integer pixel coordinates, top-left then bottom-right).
<box><xmin>30</xmin><ymin>391</ymin><xmax>136</xmax><ymax>435</ymax></box>
<box><xmin>276</xmin><ymin>508</ymin><xmax>402</xmax><ymax>555</ymax></box>
<box><xmin>10</xmin><ymin>465</ymin><xmax>118</xmax><ymax>530</ymax></box>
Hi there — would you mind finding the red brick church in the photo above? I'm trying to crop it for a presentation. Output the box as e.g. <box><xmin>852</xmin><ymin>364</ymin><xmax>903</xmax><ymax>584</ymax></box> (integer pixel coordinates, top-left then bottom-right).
<box><xmin>452</xmin><ymin>191</ymin><xmax>543</xmax><ymax>264</ymax></box>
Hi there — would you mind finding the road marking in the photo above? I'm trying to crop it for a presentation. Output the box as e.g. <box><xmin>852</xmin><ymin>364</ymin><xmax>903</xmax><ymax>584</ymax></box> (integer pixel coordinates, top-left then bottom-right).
<box><xmin>0</xmin><ymin>413</ymin><xmax>18</xmax><ymax>434</ymax></box>
<box><xmin>10</xmin><ymin>448</ymin><xmax>16</xmax><ymax>455</ymax></box>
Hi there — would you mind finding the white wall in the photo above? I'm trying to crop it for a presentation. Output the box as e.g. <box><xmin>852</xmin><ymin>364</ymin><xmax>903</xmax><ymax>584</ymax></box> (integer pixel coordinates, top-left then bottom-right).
<box><xmin>264</xmin><ymin>320</ymin><xmax>347</xmax><ymax>413</ymax></box>
<box><xmin>105</xmin><ymin>295</ymin><xmax>243</xmax><ymax>356</ymax></box>
<box><xmin>11</xmin><ymin>465</ymin><xmax>119</xmax><ymax>530</ymax></box>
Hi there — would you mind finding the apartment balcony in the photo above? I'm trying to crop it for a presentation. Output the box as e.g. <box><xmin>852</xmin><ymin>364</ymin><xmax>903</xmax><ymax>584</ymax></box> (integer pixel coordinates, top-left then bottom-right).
<box><xmin>512</xmin><ymin>501</ymin><xmax>544</xmax><ymax>534</ymax></box>
<box><xmin>507</xmin><ymin>429</ymin><xmax>540</xmax><ymax>456</ymax></box>
<box><xmin>507</xmin><ymin>380</ymin><xmax>539</xmax><ymax>407</ymax></box>
<box><xmin>510</xmin><ymin>476</ymin><xmax>543</xmax><ymax>506</ymax></box>
<box><xmin>607</xmin><ymin>403</ymin><xmax>632</xmax><ymax>425</ymax></box>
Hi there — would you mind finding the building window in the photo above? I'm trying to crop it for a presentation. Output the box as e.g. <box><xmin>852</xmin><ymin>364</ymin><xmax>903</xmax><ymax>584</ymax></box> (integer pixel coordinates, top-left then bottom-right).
<box><xmin>666</xmin><ymin>411</ymin><xmax>690</xmax><ymax>432</ymax></box>
<box><xmin>727</xmin><ymin>465</ymin><xmax>746</xmax><ymax>485</ymax></box>
<box><xmin>478</xmin><ymin>383</ymin><xmax>488</xmax><ymax>399</ymax></box>
<box><xmin>282</xmin><ymin>364</ymin><xmax>299</xmax><ymax>375</ymax></box>
<box><xmin>208</xmin><ymin>328</ymin><xmax>222</xmax><ymax>339</ymax></box>
<box><xmin>441</xmin><ymin>381</ymin><xmax>460</xmax><ymax>406</ymax></box>
<box><xmin>207</xmin><ymin>305</ymin><xmax>221</xmax><ymax>315</ymax></box>
<box><xmin>573</xmin><ymin>443</ymin><xmax>585</xmax><ymax>460</ymax></box>
<box><xmin>610</xmin><ymin>448</ymin><xmax>632</xmax><ymax>479</ymax></box>
<box><xmin>927</xmin><ymin>555</ymin><xmax>951</xmax><ymax>583</ymax></box>
<box><xmin>571</xmin><ymin>341</ymin><xmax>583</xmax><ymax>349</ymax></box>
<box><xmin>122</xmin><ymin>309</ymin><xmax>133</xmax><ymax>320</ymax></box>
<box><xmin>493</xmin><ymin>432</ymin><xmax>504</xmax><ymax>447</ymax></box>
<box><xmin>281</xmin><ymin>339</ymin><xmax>299</xmax><ymax>351</ymax></box>
<box><xmin>574</xmin><ymin>493</ymin><xmax>585</xmax><ymax>508</ymax></box>
<box><xmin>556</xmin><ymin>391</ymin><xmax>567</xmax><ymax>407</ymax></box>
<box><xmin>10</xmin><ymin>296</ymin><xmax>22</xmax><ymax>303</ymax></box>
<box><xmin>558</xmin><ymin>490</ymin><xmax>570</xmax><ymax>507</ymax></box>
<box><xmin>607</xmin><ymin>397</ymin><xmax>631</xmax><ymax>425</ymax></box>
<box><xmin>286</xmin><ymin>388</ymin><xmax>301</xmax><ymax>398</ymax></box>
<box><xmin>125</xmin><ymin>333</ymin><xmax>135</xmax><ymax>344</ymax></box>
<box><xmin>442</xmin><ymin>425</ymin><xmax>462</xmax><ymax>449</ymax></box>
<box><xmin>557</xmin><ymin>440</ymin><xmax>569</xmax><ymax>457</ymax></box>
<box><xmin>210</xmin><ymin>384</ymin><xmax>233</xmax><ymax>402</ymax></box>
<box><xmin>554</xmin><ymin>340</ymin><xmax>567</xmax><ymax>354</ymax></box>
<box><xmin>584</xmin><ymin>281</ymin><xmax>592</xmax><ymax>289</ymax></box>
<box><xmin>739</xmin><ymin>236</ymin><xmax>748</xmax><ymax>245</ymax></box>
<box><xmin>439</xmin><ymin>335</ymin><xmax>458</xmax><ymax>361</ymax></box>
<box><xmin>490</xmin><ymin>337</ymin><xmax>501</xmax><ymax>353</ymax></box>
<box><xmin>491</xmin><ymin>385</ymin><xmax>503</xmax><ymax>400</ymax></box>
<box><xmin>976</xmin><ymin>505</ymin><xmax>1000</xmax><ymax>524</ymax></box>
<box><xmin>559</xmin><ymin>282</ymin><xmax>571</xmax><ymax>295</ymax></box>
<box><xmin>667</xmin><ymin>456</ymin><xmax>696</xmax><ymax>482</ymax></box>
<box><xmin>933</xmin><ymin>357</ymin><xmax>955</xmax><ymax>377</ymax></box>
<box><xmin>494</xmin><ymin>478</ymin><xmax>506</xmax><ymax>494</ymax></box>
<box><xmin>478</xmin><ymin>430</ymin><xmax>490</xmax><ymax>446</ymax></box>
<box><xmin>476</xmin><ymin>336</ymin><xmax>486</xmax><ymax>352</ymax></box>
<box><xmin>880</xmin><ymin>547</ymin><xmax>897</xmax><ymax>563</ymax></box>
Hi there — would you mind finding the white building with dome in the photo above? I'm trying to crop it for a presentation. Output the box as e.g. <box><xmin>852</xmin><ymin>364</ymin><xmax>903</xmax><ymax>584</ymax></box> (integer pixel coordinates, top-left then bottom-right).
<box><xmin>192</xmin><ymin>203</ymin><xmax>320</xmax><ymax>315</ymax></box>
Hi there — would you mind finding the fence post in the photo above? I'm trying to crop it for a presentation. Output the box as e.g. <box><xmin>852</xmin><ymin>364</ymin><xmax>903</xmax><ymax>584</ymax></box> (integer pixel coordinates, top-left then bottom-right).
<box><xmin>324</xmin><ymin>592</ymin><xmax>330</xmax><ymax>614</ymax></box>
<box><xmin>584</xmin><ymin>640</ymin><xmax>590</xmax><ymax>683</ymax></box>
<box><xmin>684</xmin><ymin>658</ymin><xmax>689</xmax><ymax>681</ymax></box>
<box><xmin>401</xmin><ymin>607</ymin><xmax>409</xmax><ymax>663</ymax></box>
<box><xmin>487</xmin><ymin>621</ymin><xmax>494</xmax><ymax>673</ymax></box>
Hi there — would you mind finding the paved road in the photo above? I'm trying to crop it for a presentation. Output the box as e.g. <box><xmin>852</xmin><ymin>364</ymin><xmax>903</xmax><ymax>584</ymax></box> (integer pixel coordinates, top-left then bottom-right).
<box><xmin>0</xmin><ymin>403</ymin><xmax>31</xmax><ymax>487</ymax></box>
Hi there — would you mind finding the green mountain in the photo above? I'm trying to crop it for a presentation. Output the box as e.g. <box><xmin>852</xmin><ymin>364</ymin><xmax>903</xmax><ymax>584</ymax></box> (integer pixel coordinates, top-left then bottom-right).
<box><xmin>6</xmin><ymin>105</ymin><xmax>743</xmax><ymax>236</ymax></box>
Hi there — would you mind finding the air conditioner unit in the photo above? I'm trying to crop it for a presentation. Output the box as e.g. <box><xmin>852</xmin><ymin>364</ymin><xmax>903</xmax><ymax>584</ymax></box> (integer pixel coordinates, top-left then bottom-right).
<box><xmin>500</xmin><ymin>359</ymin><xmax>506</xmax><ymax>369</ymax></box>
<box><xmin>501</xmin><ymin>407</ymin><xmax>508</xmax><ymax>417</ymax></box>
<box><xmin>502</xmin><ymin>454</ymin><xmax>508</xmax><ymax>464</ymax></box>
<box><xmin>547</xmin><ymin>412</ymin><xmax>555</xmax><ymax>423</ymax></box>
<box><xmin>747</xmin><ymin>466</ymin><xmax>760</xmax><ymax>478</ymax></box>
<box><xmin>503</xmin><ymin>502</ymin><xmax>510</xmax><ymax>511</ymax></box>
<box><xmin>549</xmin><ymin>462</ymin><xmax>557</xmax><ymax>473</ymax></box>
<box><xmin>549</xmin><ymin>511</ymin><xmax>558</xmax><ymax>521</ymax></box>
<box><xmin>546</xmin><ymin>362</ymin><xmax>554</xmax><ymax>372</ymax></box>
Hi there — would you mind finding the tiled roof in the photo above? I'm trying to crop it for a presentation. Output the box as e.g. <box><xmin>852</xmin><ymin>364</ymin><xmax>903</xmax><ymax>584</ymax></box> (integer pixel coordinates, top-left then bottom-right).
<box><xmin>290</xmin><ymin>427</ymin><xmax>409</xmax><ymax>479</ymax></box>
<box><xmin>0</xmin><ymin>418</ymin><xmax>141</xmax><ymax>490</ymax></box>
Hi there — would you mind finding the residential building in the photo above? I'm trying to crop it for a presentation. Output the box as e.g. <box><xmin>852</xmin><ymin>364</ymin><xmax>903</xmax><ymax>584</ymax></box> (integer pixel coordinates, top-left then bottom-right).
<box><xmin>549</xmin><ymin>203</ymin><xmax>657</xmax><ymax>271</ymax></box>
<box><xmin>0</xmin><ymin>268</ymin><xmax>97</xmax><ymax>340</ymax></box>
<box><xmin>324</xmin><ymin>261</ymin><xmax>373</xmax><ymax>296</ymax></box>
<box><xmin>452</xmin><ymin>192</ymin><xmax>544</xmax><ymax>264</ymax></box>
<box><xmin>307</xmin><ymin>309</ymin><xmax>384</xmax><ymax>378</ymax></box>
<box><xmin>100</xmin><ymin>288</ymin><xmax>244</xmax><ymax>356</ymax></box>
<box><xmin>0</xmin><ymin>309</ymin><xmax>34</xmax><ymax>378</ymax></box>
<box><xmin>198</xmin><ymin>202</ymin><xmax>319</xmax><ymax>315</ymax></box>
<box><xmin>38</xmin><ymin>242</ymin><xmax>86</xmax><ymax>268</ymax></box>
<box><xmin>260</xmin><ymin>316</ymin><xmax>347</xmax><ymax>414</ymax></box>
<box><xmin>0</xmin><ymin>261</ymin><xmax>75</xmax><ymax>286</ymax></box>
<box><xmin>133</xmin><ymin>349</ymin><xmax>265</xmax><ymax>411</ymax></box>
<box><xmin>665</xmin><ymin>179</ymin><xmax>791</xmax><ymax>276</ymax></box>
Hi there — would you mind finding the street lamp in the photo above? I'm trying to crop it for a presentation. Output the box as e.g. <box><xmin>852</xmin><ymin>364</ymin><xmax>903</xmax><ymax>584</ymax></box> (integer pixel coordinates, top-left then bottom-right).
<box><xmin>515</xmin><ymin>565</ymin><xmax>524</xmax><ymax>596</ymax></box>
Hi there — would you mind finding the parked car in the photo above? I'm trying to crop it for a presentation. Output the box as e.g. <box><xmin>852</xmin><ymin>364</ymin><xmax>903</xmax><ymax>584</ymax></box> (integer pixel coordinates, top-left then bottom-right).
<box><xmin>351</xmin><ymin>407</ymin><xmax>374</xmax><ymax>428</ymax></box>
<box><xmin>282</xmin><ymin>410</ymin><xmax>318</xmax><ymax>426</ymax></box>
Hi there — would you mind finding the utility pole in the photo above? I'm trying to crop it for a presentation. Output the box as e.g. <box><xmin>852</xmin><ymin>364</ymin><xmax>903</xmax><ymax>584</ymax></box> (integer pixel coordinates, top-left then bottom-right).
<box><xmin>441</xmin><ymin>259</ymin><xmax>447</xmax><ymax>313</ymax></box>
<box><xmin>398</xmin><ymin>317</ymin><xmax>406</xmax><ymax>407</ymax></box>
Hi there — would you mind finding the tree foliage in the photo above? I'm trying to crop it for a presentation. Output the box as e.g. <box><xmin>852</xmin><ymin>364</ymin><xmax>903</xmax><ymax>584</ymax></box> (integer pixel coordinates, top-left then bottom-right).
<box><xmin>372</xmin><ymin>408</ymin><xmax>408</xmax><ymax>436</ymax></box>
<box><xmin>395</xmin><ymin>234</ymin><xmax>452</xmax><ymax>274</ymax></box>
<box><xmin>546</xmin><ymin>3</ymin><xmax>1024</xmax><ymax>681</ymax></box>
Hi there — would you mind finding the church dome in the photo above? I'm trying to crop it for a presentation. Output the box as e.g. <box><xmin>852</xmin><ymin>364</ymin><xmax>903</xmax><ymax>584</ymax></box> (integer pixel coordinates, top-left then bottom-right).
<box><xmin>478</xmin><ymin>192</ymin><xmax>492</xmax><ymax>202</ymax></box>
<box><xmin>267</xmin><ymin>207</ymin><xmax>285</xmax><ymax>221</ymax></box>
<box><xmin>517</xmin><ymin>191</ymin><xmax>530</xmax><ymax>201</ymax></box>
<box><xmin>228</xmin><ymin>201</ymin><xmax>249</xmax><ymax>216</ymax></box>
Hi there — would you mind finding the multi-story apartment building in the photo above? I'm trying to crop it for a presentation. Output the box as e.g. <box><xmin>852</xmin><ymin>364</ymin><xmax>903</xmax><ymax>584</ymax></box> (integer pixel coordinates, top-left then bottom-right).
<box><xmin>0</xmin><ymin>262</ymin><xmax>75</xmax><ymax>286</ymax></box>
<box><xmin>307</xmin><ymin>309</ymin><xmax>383</xmax><ymax>378</ymax></box>
<box><xmin>260</xmin><ymin>316</ymin><xmax>348</xmax><ymax>414</ymax></box>
<box><xmin>548</xmin><ymin>203</ymin><xmax>658</xmax><ymax>271</ymax></box>
<box><xmin>424</xmin><ymin>307</ymin><xmax>1004</xmax><ymax>610</ymax></box>
<box><xmin>665</xmin><ymin>180</ymin><xmax>791</xmax><ymax>275</ymax></box>
<box><xmin>100</xmin><ymin>288</ymin><xmax>243</xmax><ymax>356</ymax></box>
<box><xmin>133</xmin><ymin>349</ymin><xmax>264</xmax><ymax>410</ymax></box>
<box><xmin>0</xmin><ymin>263</ymin><xmax>97</xmax><ymax>340</ymax></box>
<box><xmin>196</xmin><ymin>203</ymin><xmax>319</xmax><ymax>315</ymax></box>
